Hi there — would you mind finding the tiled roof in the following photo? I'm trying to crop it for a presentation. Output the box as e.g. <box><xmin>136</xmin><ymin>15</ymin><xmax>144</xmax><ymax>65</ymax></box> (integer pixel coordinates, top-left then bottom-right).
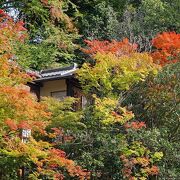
<box><xmin>34</xmin><ymin>63</ymin><xmax>78</xmax><ymax>82</ymax></box>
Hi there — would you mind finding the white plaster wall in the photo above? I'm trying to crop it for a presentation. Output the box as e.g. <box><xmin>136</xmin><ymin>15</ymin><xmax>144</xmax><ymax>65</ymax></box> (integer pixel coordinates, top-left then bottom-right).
<box><xmin>40</xmin><ymin>79</ymin><xmax>67</xmax><ymax>97</ymax></box>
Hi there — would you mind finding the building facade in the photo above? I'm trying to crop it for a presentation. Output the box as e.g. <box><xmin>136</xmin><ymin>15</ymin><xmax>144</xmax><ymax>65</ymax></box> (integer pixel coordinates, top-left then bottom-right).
<box><xmin>28</xmin><ymin>64</ymin><xmax>86</xmax><ymax>109</ymax></box>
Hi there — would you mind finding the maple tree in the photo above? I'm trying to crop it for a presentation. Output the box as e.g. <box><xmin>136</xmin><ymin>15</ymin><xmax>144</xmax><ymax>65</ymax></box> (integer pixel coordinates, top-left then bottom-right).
<box><xmin>120</xmin><ymin>141</ymin><xmax>162</xmax><ymax>179</ymax></box>
<box><xmin>151</xmin><ymin>32</ymin><xmax>180</xmax><ymax>66</ymax></box>
<box><xmin>82</xmin><ymin>38</ymin><xmax>137</xmax><ymax>56</ymax></box>
<box><xmin>74</xmin><ymin>39</ymin><xmax>163</xmax><ymax>179</ymax></box>
<box><xmin>0</xmin><ymin>9</ymin><xmax>89</xmax><ymax>179</ymax></box>
<box><xmin>78</xmin><ymin>39</ymin><xmax>160</xmax><ymax>96</ymax></box>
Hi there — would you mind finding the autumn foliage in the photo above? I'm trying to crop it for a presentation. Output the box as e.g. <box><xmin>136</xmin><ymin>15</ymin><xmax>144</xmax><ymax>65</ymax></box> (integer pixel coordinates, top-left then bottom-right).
<box><xmin>82</xmin><ymin>38</ymin><xmax>137</xmax><ymax>56</ymax></box>
<box><xmin>1</xmin><ymin>6</ymin><xmax>179</xmax><ymax>179</ymax></box>
<box><xmin>0</xmin><ymin>9</ymin><xmax>89</xmax><ymax>179</ymax></box>
<box><xmin>77</xmin><ymin>39</ymin><xmax>163</xmax><ymax>179</ymax></box>
<box><xmin>151</xmin><ymin>32</ymin><xmax>180</xmax><ymax>66</ymax></box>
<box><xmin>120</xmin><ymin>144</ymin><xmax>161</xmax><ymax>179</ymax></box>
<box><xmin>124</xmin><ymin>121</ymin><xmax>146</xmax><ymax>130</ymax></box>
<box><xmin>78</xmin><ymin>39</ymin><xmax>159</xmax><ymax>95</ymax></box>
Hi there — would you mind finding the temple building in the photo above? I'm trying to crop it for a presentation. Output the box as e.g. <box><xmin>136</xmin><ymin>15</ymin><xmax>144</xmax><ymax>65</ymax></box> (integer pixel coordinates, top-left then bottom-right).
<box><xmin>28</xmin><ymin>63</ymin><xmax>87</xmax><ymax>109</ymax></box>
